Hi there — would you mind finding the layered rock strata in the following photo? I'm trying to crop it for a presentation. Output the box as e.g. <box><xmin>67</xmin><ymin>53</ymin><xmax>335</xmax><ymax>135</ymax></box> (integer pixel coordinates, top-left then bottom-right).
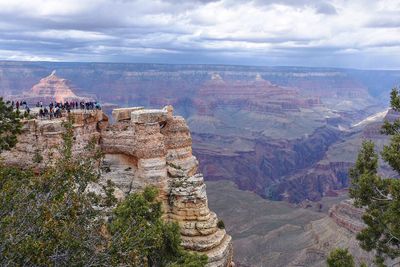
<box><xmin>291</xmin><ymin>200</ymin><xmax>398</xmax><ymax>267</ymax></box>
<box><xmin>11</xmin><ymin>71</ymin><xmax>90</xmax><ymax>104</ymax></box>
<box><xmin>0</xmin><ymin>106</ymin><xmax>233</xmax><ymax>267</ymax></box>
<box><xmin>328</xmin><ymin>200</ymin><xmax>365</xmax><ymax>233</ymax></box>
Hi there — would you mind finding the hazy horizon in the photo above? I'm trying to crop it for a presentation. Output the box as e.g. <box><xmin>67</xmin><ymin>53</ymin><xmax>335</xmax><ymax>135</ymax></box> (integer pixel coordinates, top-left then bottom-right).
<box><xmin>2</xmin><ymin>59</ymin><xmax>400</xmax><ymax>72</ymax></box>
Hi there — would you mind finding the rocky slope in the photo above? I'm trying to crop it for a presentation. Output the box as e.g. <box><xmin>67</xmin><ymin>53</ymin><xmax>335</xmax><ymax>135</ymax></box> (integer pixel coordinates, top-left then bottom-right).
<box><xmin>207</xmin><ymin>180</ymin><xmax>398</xmax><ymax>267</ymax></box>
<box><xmin>0</xmin><ymin>106</ymin><xmax>233</xmax><ymax>267</ymax></box>
<box><xmin>292</xmin><ymin>199</ymin><xmax>397</xmax><ymax>267</ymax></box>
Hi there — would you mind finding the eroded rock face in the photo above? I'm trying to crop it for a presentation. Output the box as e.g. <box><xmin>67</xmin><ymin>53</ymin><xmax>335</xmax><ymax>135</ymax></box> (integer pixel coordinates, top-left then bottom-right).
<box><xmin>0</xmin><ymin>106</ymin><xmax>233</xmax><ymax>267</ymax></box>
<box><xmin>292</xmin><ymin>200</ymin><xmax>398</xmax><ymax>267</ymax></box>
<box><xmin>21</xmin><ymin>71</ymin><xmax>90</xmax><ymax>104</ymax></box>
<box><xmin>328</xmin><ymin>200</ymin><xmax>365</xmax><ymax>233</ymax></box>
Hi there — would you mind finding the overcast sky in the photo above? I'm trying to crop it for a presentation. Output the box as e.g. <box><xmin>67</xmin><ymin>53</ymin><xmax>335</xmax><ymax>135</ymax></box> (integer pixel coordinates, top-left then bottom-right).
<box><xmin>0</xmin><ymin>0</ymin><xmax>399</xmax><ymax>69</ymax></box>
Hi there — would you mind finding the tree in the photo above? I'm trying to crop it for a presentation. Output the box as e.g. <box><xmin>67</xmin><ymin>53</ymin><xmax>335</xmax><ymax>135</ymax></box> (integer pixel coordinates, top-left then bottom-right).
<box><xmin>108</xmin><ymin>186</ymin><xmax>208</xmax><ymax>266</ymax></box>
<box><xmin>327</xmin><ymin>248</ymin><xmax>355</xmax><ymax>267</ymax></box>
<box><xmin>0</xmin><ymin>97</ymin><xmax>21</xmax><ymax>153</ymax></box>
<box><xmin>349</xmin><ymin>88</ymin><xmax>400</xmax><ymax>266</ymax></box>
<box><xmin>0</xmin><ymin>118</ymin><xmax>106</xmax><ymax>266</ymax></box>
<box><xmin>0</xmin><ymin>116</ymin><xmax>207</xmax><ymax>266</ymax></box>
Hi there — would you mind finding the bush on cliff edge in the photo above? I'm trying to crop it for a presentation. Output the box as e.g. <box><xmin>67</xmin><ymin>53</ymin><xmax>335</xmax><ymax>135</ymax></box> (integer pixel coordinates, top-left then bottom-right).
<box><xmin>0</xmin><ymin>98</ymin><xmax>21</xmax><ymax>153</ymax></box>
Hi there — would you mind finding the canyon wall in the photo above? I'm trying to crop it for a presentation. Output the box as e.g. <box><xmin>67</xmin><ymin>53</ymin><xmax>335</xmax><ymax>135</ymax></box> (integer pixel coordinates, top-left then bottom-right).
<box><xmin>207</xmin><ymin>180</ymin><xmax>396</xmax><ymax>267</ymax></box>
<box><xmin>290</xmin><ymin>200</ymin><xmax>378</xmax><ymax>267</ymax></box>
<box><xmin>0</xmin><ymin>107</ymin><xmax>233</xmax><ymax>267</ymax></box>
<box><xmin>2</xmin><ymin>62</ymin><xmax>399</xmax><ymax>203</ymax></box>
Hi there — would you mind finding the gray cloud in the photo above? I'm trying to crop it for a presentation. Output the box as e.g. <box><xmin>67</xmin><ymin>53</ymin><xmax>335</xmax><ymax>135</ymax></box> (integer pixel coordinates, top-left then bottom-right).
<box><xmin>0</xmin><ymin>0</ymin><xmax>398</xmax><ymax>69</ymax></box>
<box><xmin>366</xmin><ymin>17</ymin><xmax>400</xmax><ymax>28</ymax></box>
<box><xmin>314</xmin><ymin>2</ymin><xmax>337</xmax><ymax>15</ymax></box>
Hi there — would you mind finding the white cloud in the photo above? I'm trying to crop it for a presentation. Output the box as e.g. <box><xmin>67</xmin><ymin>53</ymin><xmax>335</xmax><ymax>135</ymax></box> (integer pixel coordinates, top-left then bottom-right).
<box><xmin>28</xmin><ymin>30</ymin><xmax>116</xmax><ymax>41</ymax></box>
<box><xmin>0</xmin><ymin>0</ymin><xmax>398</xmax><ymax>68</ymax></box>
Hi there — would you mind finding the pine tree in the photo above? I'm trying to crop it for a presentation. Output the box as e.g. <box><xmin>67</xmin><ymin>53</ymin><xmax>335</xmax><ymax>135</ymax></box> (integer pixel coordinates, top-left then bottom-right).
<box><xmin>349</xmin><ymin>88</ymin><xmax>400</xmax><ymax>266</ymax></box>
<box><xmin>108</xmin><ymin>186</ymin><xmax>208</xmax><ymax>266</ymax></box>
<box><xmin>0</xmin><ymin>97</ymin><xmax>21</xmax><ymax>153</ymax></box>
<box><xmin>327</xmin><ymin>248</ymin><xmax>355</xmax><ymax>267</ymax></box>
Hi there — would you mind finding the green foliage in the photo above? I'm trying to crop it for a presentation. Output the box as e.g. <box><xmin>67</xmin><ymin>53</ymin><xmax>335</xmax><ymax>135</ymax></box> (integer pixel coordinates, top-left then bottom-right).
<box><xmin>217</xmin><ymin>219</ymin><xmax>225</xmax><ymax>229</ymax></box>
<box><xmin>33</xmin><ymin>148</ymin><xmax>44</xmax><ymax>163</ymax></box>
<box><xmin>169</xmin><ymin>251</ymin><xmax>209</xmax><ymax>267</ymax></box>
<box><xmin>103</xmin><ymin>179</ymin><xmax>117</xmax><ymax>207</ymax></box>
<box><xmin>0</xmin><ymin>117</ymin><xmax>105</xmax><ymax>266</ymax></box>
<box><xmin>349</xmin><ymin>87</ymin><xmax>400</xmax><ymax>265</ymax></box>
<box><xmin>0</xmin><ymin>97</ymin><xmax>22</xmax><ymax>153</ymax></box>
<box><xmin>348</xmin><ymin>140</ymin><xmax>379</xmax><ymax>207</ymax></box>
<box><xmin>326</xmin><ymin>248</ymin><xmax>355</xmax><ymax>267</ymax></box>
<box><xmin>168</xmin><ymin>162</ymin><xmax>183</xmax><ymax>170</ymax></box>
<box><xmin>0</xmin><ymin>116</ymin><xmax>207</xmax><ymax>266</ymax></box>
<box><xmin>108</xmin><ymin>186</ymin><xmax>207</xmax><ymax>266</ymax></box>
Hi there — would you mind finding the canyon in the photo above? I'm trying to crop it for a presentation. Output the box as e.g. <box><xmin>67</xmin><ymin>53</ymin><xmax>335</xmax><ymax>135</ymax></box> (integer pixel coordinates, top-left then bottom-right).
<box><xmin>2</xmin><ymin>61</ymin><xmax>400</xmax><ymax>265</ymax></box>
<box><xmin>2</xmin><ymin>61</ymin><xmax>399</xmax><ymax>202</ymax></box>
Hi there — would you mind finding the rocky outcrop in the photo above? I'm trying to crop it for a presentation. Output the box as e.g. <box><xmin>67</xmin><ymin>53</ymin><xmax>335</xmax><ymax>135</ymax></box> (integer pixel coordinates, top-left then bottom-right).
<box><xmin>291</xmin><ymin>200</ymin><xmax>398</xmax><ymax>267</ymax></box>
<box><xmin>328</xmin><ymin>200</ymin><xmax>365</xmax><ymax>233</ymax></box>
<box><xmin>0</xmin><ymin>110</ymin><xmax>105</xmax><ymax>167</ymax></box>
<box><xmin>15</xmin><ymin>71</ymin><xmax>90</xmax><ymax>104</ymax></box>
<box><xmin>289</xmin><ymin>214</ymin><xmax>374</xmax><ymax>267</ymax></box>
<box><xmin>1</xmin><ymin>106</ymin><xmax>233</xmax><ymax>267</ymax></box>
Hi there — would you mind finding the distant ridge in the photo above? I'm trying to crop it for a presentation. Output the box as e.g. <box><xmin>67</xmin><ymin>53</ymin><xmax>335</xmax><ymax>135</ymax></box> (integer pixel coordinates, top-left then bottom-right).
<box><xmin>15</xmin><ymin>71</ymin><xmax>91</xmax><ymax>103</ymax></box>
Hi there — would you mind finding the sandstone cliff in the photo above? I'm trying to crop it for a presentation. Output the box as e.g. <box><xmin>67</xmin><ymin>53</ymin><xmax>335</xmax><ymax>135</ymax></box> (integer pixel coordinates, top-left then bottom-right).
<box><xmin>1</xmin><ymin>106</ymin><xmax>233</xmax><ymax>267</ymax></box>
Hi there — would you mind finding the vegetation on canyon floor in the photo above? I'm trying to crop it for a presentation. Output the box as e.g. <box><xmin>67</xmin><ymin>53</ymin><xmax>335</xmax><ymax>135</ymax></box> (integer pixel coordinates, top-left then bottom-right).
<box><xmin>0</xmin><ymin>107</ymin><xmax>207</xmax><ymax>267</ymax></box>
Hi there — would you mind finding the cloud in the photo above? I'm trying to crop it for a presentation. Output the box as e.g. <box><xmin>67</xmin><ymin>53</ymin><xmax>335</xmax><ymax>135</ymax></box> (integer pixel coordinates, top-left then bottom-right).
<box><xmin>0</xmin><ymin>0</ymin><xmax>398</xmax><ymax>69</ymax></box>
<box><xmin>314</xmin><ymin>2</ymin><xmax>337</xmax><ymax>15</ymax></box>
<box><xmin>366</xmin><ymin>16</ymin><xmax>400</xmax><ymax>28</ymax></box>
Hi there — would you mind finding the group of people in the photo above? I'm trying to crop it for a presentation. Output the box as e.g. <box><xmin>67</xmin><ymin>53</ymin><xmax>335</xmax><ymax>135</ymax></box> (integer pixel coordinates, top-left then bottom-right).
<box><xmin>35</xmin><ymin>101</ymin><xmax>101</xmax><ymax>111</ymax></box>
<box><xmin>36</xmin><ymin>101</ymin><xmax>101</xmax><ymax>119</ymax></box>
<box><xmin>8</xmin><ymin>100</ymin><xmax>101</xmax><ymax>120</ymax></box>
<box><xmin>10</xmin><ymin>100</ymin><xmax>31</xmax><ymax>115</ymax></box>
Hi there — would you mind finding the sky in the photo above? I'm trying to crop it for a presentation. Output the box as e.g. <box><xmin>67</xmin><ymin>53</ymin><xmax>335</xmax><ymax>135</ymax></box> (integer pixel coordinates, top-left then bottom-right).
<box><xmin>0</xmin><ymin>0</ymin><xmax>399</xmax><ymax>69</ymax></box>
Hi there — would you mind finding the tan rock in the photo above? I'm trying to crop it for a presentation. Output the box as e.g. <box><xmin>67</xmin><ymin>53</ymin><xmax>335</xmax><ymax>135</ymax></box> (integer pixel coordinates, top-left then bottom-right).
<box><xmin>131</xmin><ymin>109</ymin><xmax>168</xmax><ymax>124</ymax></box>
<box><xmin>1</xmin><ymin>106</ymin><xmax>233</xmax><ymax>267</ymax></box>
<box><xmin>112</xmin><ymin>107</ymin><xmax>144</xmax><ymax>121</ymax></box>
<box><xmin>163</xmin><ymin>105</ymin><xmax>174</xmax><ymax>118</ymax></box>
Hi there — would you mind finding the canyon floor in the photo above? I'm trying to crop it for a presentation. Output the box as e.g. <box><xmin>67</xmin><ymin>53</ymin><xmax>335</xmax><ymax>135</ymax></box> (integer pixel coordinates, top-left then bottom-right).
<box><xmin>206</xmin><ymin>180</ymin><xmax>359</xmax><ymax>267</ymax></box>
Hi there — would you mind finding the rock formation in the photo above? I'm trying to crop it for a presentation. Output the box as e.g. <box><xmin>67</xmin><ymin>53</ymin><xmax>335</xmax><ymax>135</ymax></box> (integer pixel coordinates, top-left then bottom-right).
<box><xmin>328</xmin><ymin>200</ymin><xmax>365</xmax><ymax>233</ymax></box>
<box><xmin>2</xmin><ymin>62</ymin><xmax>394</xmax><ymax>205</ymax></box>
<box><xmin>20</xmin><ymin>71</ymin><xmax>89</xmax><ymax>104</ymax></box>
<box><xmin>0</xmin><ymin>106</ymin><xmax>233</xmax><ymax>267</ymax></box>
<box><xmin>291</xmin><ymin>200</ymin><xmax>398</xmax><ymax>267</ymax></box>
